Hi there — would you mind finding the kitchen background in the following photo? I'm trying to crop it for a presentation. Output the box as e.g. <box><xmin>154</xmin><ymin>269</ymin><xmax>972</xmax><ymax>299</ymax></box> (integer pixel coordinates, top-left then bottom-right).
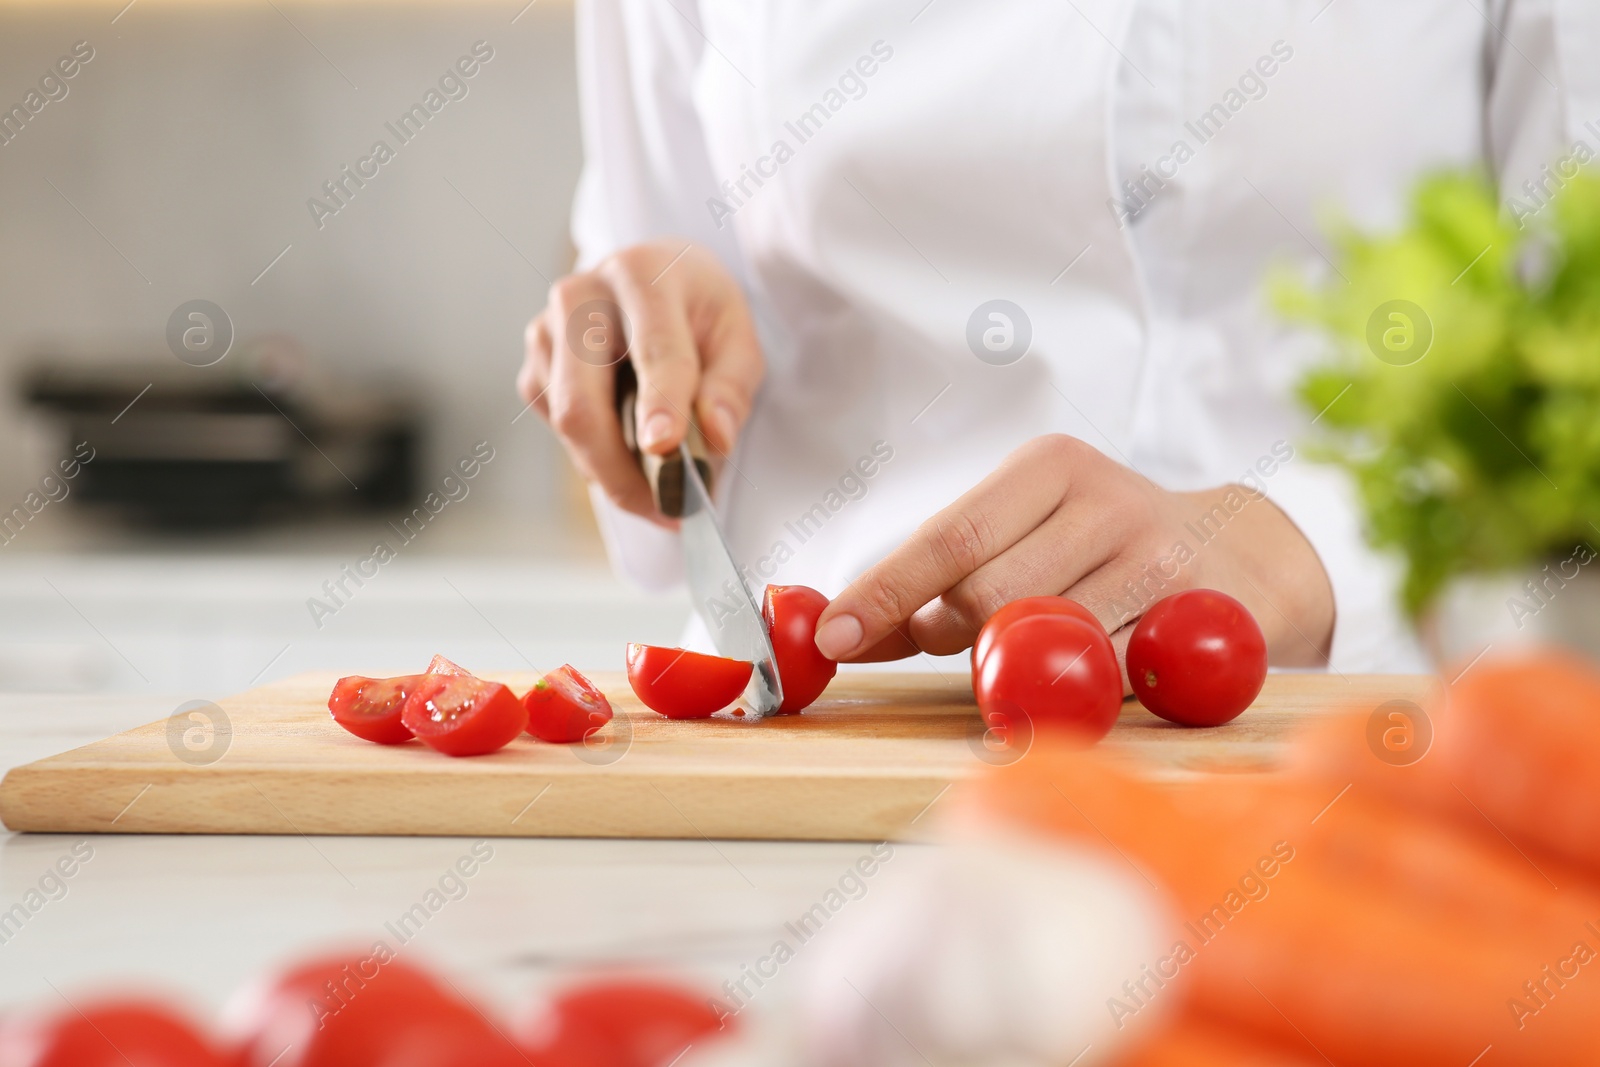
<box><xmin>0</xmin><ymin>0</ymin><xmax>692</xmax><ymax>701</ymax></box>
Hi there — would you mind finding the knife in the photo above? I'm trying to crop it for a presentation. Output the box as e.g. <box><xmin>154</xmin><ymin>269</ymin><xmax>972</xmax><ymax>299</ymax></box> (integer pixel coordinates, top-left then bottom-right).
<box><xmin>616</xmin><ymin>363</ymin><xmax>784</xmax><ymax>717</ymax></box>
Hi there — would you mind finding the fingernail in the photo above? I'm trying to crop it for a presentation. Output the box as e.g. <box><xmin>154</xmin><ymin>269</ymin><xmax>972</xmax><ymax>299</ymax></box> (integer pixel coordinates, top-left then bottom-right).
<box><xmin>814</xmin><ymin>614</ymin><xmax>864</xmax><ymax>660</ymax></box>
<box><xmin>710</xmin><ymin>403</ymin><xmax>739</xmax><ymax>449</ymax></box>
<box><xmin>640</xmin><ymin>412</ymin><xmax>674</xmax><ymax>450</ymax></box>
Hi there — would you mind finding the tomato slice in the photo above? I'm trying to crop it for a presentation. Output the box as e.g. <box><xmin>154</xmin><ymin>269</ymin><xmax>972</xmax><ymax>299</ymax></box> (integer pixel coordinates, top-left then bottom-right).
<box><xmin>426</xmin><ymin>654</ymin><xmax>473</xmax><ymax>676</ymax></box>
<box><xmin>518</xmin><ymin>978</ymin><xmax>732</xmax><ymax>1067</ymax></box>
<box><xmin>0</xmin><ymin>1000</ymin><xmax>227</xmax><ymax>1067</ymax></box>
<box><xmin>223</xmin><ymin>954</ymin><xmax>524</xmax><ymax>1067</ymax></box>
<box><xmin>524</xmin><ymin>665</ymin><xmax>614</xmax><ymax>743</ymax></box>
<box><xmin>400</xmin><ymin>674</ymin><xmax>527</xmax><ymax>756</ymax></box>
<box><xmin>971</xmin><ymin>596</ymin><xmax>1103</xmax><ymax>675</ymax></box>
<box><xmin>626</xmin><ymin>644</ymin><xmax>752</xmax><ymax>719</ymax></box>
<box><xmin>328</xmin><ymin>674</ymin><xmax>425</xmax><ymax>745</ymax></box>
<box><xmin>975</xmin><ymin>614</ymin><xmax>1123</xmax><ymax>743</ymax></box>
<box><xmin>763</xmin><ymin>585</ymin><xmax>838</xmax><ymax>714</ymax></box>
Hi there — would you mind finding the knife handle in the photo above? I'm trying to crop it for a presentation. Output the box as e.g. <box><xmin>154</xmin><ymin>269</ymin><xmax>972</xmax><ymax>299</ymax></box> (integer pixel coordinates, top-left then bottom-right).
<box><xmin>614</xmin><ymin>359</ymin><xmax>715</xmax><ymax>519</ymax></box>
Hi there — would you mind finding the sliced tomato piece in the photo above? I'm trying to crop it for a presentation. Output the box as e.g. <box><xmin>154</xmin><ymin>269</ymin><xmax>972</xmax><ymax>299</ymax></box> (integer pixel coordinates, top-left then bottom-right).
<box><xmin>626</xmin><ymin>644</ymin><xmax>752</xmax><ymax>719</ymax></box>
<box><xmin>328</xmin><ymin>674</ymin><xmax>425</xmax><ymax>745</ymax></box>
<box><xmin>400</xmin><ymin>674</ymin><xmax>527</xmax><ymax>756</ymax></box>
<box><xmin>426</xmin><ymin>654</ymin><xmax>473</xmax><ymax>676</ymax></box>
<box><xmin>0</xmin><ymin>999</ymin><xmax>227</xmax><ymax>1067</ymax></box>
<box><xmin>517</xmin><ymin>978</ymin><xmax>732</xmax><ymax>1067</ymax></box>
<box><xmin>763</xmin><ymin>584</ymin><xmax>838</xmax><ymax>714</ymax></box>
<box><xmin>524</xmin><ymin>665</ymin><xmax>614</xmax><ymax>743</ymax></box>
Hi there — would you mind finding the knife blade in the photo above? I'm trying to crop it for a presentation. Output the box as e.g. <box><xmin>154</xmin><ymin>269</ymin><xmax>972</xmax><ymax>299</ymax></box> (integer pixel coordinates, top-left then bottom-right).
<box><xmin>676</xmin><ymin>440</ymin><xmax>784</xmax><ymax>717</ymax></box>
<box><xmin>614</xmin><ymin>360</ymin><xmax>782</xmax><ymax>717</ymax></box>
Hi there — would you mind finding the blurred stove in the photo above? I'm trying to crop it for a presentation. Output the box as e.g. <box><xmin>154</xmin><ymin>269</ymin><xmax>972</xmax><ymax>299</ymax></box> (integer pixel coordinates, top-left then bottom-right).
<box><xmin>22</xmin><ymin>346</ymin><xmax>420</xmax><ymax>526</ymax></box>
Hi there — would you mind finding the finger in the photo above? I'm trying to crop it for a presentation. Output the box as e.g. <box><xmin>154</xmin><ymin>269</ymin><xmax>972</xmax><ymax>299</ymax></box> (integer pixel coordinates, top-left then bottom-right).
<box><xmin>836</xmin><ymin>629</ymin><xmax>922</xmax><ymax>663</ymax></box>
<box><xmin>517</xmin><ymin>313</ymin><xmax>553</xmax><ymax>417</ymax></box>
<box><xmin>602</xmin><ymin>249</ymin><xmax>701</xmax><ymax>456</ymax></box>
<box><xmin>545</xmin><ymin>274</ymin><xmax>658</xmax><ymax>519</ymax></box>
<box><xmin>691</xmin><ymin>271</ymin><xmax>764</xmax><ymax>454</ymax></box>
<box><xmin>905</xmin><ymin>503</ymin><xmax>1129</xmax><ymax>656</ymax></box>
<box><xmin>813</xmin><ymin>437</ymin><xmax>1075</xmax><ymax>660</ymax></box>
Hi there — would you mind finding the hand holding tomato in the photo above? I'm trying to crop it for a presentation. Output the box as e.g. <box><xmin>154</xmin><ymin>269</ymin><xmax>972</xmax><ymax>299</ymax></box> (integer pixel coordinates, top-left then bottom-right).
<box><xmin>809</xmin><ymin>435</ymin><xmax>1332</xmax><ymax>676</ymax></box>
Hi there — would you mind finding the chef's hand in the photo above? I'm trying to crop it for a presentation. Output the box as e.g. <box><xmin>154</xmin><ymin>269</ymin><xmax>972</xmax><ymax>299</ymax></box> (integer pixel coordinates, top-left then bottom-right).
<box><xmin>813</xmin><ymin>434</ymin><xmax>1336</xmax><ymax>670</ymax></box>
<box><xmin>518</xmin><ymin>240</ymin><xmax>764</xmax><ymax>521</ymax></box>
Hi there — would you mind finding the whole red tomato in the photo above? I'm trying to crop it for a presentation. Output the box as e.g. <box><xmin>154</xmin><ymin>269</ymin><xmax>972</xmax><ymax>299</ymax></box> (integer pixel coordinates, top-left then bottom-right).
<box><xmin>763</xmin><ymin>585</ymin><xmax>838</xmax><ymax>714</ymax></box>
<box><xmin>223</xmin><ymin>954</ymin><xmax>523</xmax><ymax>1067</ymax></box>
<box><xmin>970</xmin><ymin>596</ymin><xmax>1102</xmax><ymax>675</ymax></box>
<box><xmin>400</xmin><ymin>675</ymin><xmax>527</xmax><ymax>756</ymax></box>
<box><xmin>524</xmin><ymin>665</ymin><xmax>614</xmax><ymax>743</ymax></box>
<box><xmin>1126</xmin><ymin>589</ymin><xmax>1267</xmax><ymax>727</ymax></box>
<box><xmin>0</xmin><ymin>999</ymin><xmax>227</xmax><ymax>1067</ymax></box>
<box><xmin>626</xmin><ymin>644</ymin><xmax>752</xmax><ymax>719</ymax></box>
<box><xmin>328</xmin><ymin>675</ymin><xmax>426</xmax><ymax>745</ymax></box>
<box><xmin>975</xmin><ymin>614</ymin><xmax>1123</xmax><ymax>743</ymax></box>
<box><xmin>518</xmin><ymin>978</ymin><xmax>732</xmax><ymax>1067</ymax></box>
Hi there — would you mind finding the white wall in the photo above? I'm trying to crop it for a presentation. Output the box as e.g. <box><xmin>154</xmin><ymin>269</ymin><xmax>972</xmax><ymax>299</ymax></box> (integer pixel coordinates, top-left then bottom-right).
<box><xmin>0</xmin><ymin>0</ymin><xmax>582</xmax><ymax>518</ymax></box>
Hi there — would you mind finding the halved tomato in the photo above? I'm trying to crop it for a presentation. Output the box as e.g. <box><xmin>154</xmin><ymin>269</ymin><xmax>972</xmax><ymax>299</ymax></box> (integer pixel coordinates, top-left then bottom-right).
<box><xmin>626</xmin><ymin>644</ymin><xmax>752</xmax><ymax>719</ymax></box>
<box><xmin>328</xmin><ymin>675</ymin><xmax>425</xmax><ymax>744</ymax></box>
<box><xmin>524</xmin><ymin>665</ymin><xmax>614</xmax><ymax>743</ymax></box>
<box><xmin>400</xmin><ymin>674</ymin><xmax>527</xmax><ymax>756</ymax></box>
<box><xmin>763</xmin><ymin>585</ymin><xmax>837</xmax><ymax>714</ymax></box>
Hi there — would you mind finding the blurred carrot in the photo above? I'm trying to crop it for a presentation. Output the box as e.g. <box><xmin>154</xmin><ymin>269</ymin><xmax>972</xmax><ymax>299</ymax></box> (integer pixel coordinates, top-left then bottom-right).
<box><xmin>1293</xmin><ymin>649</ymin><xmax>1600</xmax><ymax>879</ymax></box>
<box><xmin>967</xmin><ymin>744</ymin><xmax>1600</xmax><ymax>1066</ymax></box>
<box><xmin>1114</xmin><ymin>1013</ymin><xmax>1322</xmax><ymax>1067</ymax></box>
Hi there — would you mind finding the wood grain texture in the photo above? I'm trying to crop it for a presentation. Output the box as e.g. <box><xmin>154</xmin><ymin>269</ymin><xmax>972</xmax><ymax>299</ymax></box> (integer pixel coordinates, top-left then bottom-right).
<box><xmin>0</xmin><ymin>671</ymin><xmax>1433</xmax><ymax>841</ymax></box>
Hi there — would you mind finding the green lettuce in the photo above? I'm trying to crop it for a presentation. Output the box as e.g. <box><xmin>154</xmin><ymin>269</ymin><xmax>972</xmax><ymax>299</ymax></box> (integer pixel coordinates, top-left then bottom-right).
<box><xmin>1278</xmin><ymin>170</ymin><xmax>1600</xmax><ymax>615</ymax></box>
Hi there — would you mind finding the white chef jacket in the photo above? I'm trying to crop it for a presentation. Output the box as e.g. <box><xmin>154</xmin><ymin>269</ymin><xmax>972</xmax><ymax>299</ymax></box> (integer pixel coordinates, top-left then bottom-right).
<box><xmin>569</xmin><ymin>0</ymin><xmax>1599</xmax><ymax>673</ymax></box>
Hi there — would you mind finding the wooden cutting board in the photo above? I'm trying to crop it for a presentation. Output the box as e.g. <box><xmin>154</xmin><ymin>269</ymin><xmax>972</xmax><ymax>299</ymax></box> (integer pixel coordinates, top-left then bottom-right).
<box><xmin>0</xmin><ymin>672</ymin><xmax>1432</xmax><ymax>841</ymax></box>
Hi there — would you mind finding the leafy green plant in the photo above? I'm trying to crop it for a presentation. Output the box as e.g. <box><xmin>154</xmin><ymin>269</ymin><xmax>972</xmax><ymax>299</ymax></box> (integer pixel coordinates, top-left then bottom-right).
<box><xmin>1277</xmin><ymin>170</ymin><xmax>1600</xmax><ymax>615</ymax></box>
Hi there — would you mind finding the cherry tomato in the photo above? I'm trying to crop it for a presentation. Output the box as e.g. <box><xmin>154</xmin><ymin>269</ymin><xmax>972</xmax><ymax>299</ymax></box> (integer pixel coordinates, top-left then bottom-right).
<box><xmin>1126</xmin><ymin>589</ymin><xmax>1267</xmax><ymax>727</ymax></box>
<box><xmin>518</xmin><ymin>978</ymin><xmax>732</xmax><ymax>1067</ymax></box>
<box><xmin>524</xmin><ymin>665</ymin><xmax>614</xmax><ymax>743</ymax></box>
<box><xmin>400</xmin><ymin>675</ymin><xmax>527</xmax><ymax>756</ymax></box>
<box><xmin>223</xmin><ymin>954</ymin><xmax>523</xmax><ymax>1067</ymax></box>
<box><xmin>762</xmin><ymin>585</ymin><xmax>838</xmax><ymax>714</ymax></box>
<box><xmin>626</xmin><ymin>644</ymin><xmax>752</xmax><ymax>719</ymax></box>
<box><xmin>0</xmin><ymin>999</ymin><xmax>227</xmax><ymax>1067</ymax></box>
<box><xmin>975</xmin><ymin>614</ymin><xmax>1123</xmax><ymax>743</ymax></box>
<box><xmin>971</xmin><ymin>596</ymin><xmax>1102</xmax><ymax>675</ymax></box>
<box><xmin>426</xmin><ymin>655</ymin><xmax>472</xmax><ymax>676</ymax></box>
<box><xmin>328</xmin><ymin>675</ymin><xmax>425</xmax><ymax>745</ymax></box>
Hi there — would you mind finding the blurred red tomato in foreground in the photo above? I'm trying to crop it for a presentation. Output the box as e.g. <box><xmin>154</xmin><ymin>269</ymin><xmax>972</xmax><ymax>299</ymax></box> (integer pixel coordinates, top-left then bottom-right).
<box><xmin>0</xmin><ymin>999</ymin><xmax>227</xmax><ymax>1067</ymax></box>
<box><xmin>517</xmin><ymin>978</ymin><xmax>733</xmax><ymax>1067</ymax></box>
<box><xmin>222</xmin><ymin>953</ymin><xmax>523</xmax><ymax>1067</ymax></box>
